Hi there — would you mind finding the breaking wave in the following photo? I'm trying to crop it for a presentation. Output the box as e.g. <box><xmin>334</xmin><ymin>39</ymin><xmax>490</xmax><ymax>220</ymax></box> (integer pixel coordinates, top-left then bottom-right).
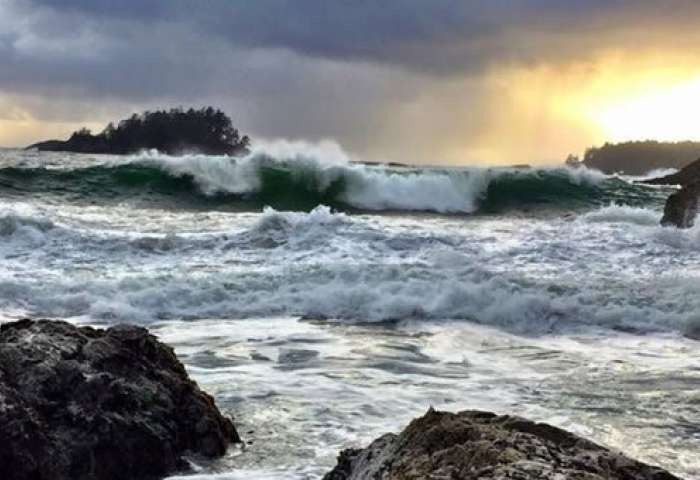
<box><xmin>0</xmin><ymin>143</ymin><xmax>670</xmax><ymax>214</ymax></box>
<box><xmin>1</xmin><ymin>204</ymin><xmax>699</xmax><ymax>336</ymax></box>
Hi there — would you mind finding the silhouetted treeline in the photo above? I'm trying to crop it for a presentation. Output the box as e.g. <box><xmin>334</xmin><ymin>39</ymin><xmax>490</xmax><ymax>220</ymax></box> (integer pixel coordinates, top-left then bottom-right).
<box><xmin>28</xmin><ymin>107</ymin><xmax>250</xmax><ymax>156</ymax></box>
<box><xmin>571</xmin><ymin>141</ymin><xmax>700</xmax><ymax>174</ymax></box>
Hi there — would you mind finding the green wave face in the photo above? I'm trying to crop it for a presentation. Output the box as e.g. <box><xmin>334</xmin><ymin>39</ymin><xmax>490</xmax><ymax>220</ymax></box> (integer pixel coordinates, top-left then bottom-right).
<box><xmin>256</xmin><ymin>164</ymin><xmax>349</xmax><ymax>211</ymax></box>
<box><xmin>1</xmin><ymin>164</ymin><xmax>195</xmax><ymax>197</ymax></box>
<box><xmin>0</xmin><ymin>158</ymin><xmax>672</xmax><ymax>214</ymax></box>
<box><xmin>0</xmin><ymin>164</ymin><xmax>243</xmax><ymax>211</ymax></box>
<box><xmin>479</xmin><ymin>170</ymin><xmax>668</xmax><ymax>213</ymax></box>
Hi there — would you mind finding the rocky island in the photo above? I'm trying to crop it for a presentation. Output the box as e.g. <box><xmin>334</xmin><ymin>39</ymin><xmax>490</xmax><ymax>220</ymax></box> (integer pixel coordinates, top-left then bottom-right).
<box><xmin>568</xmin><ymin>141</ymin><xmax>700</xmax><ymax>175</ymax></box>
<box><xmin>27</xmin><ymin>107</ymin><xmax>250</xmax><ymax>156</ymax></box>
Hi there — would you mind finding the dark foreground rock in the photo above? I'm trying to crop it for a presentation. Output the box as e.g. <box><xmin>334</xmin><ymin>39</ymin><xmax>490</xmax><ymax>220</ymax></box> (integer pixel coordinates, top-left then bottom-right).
<box><xmin>324</xmin><ymin>409</ymin><xmax>681</xmax><ymax>480</ymax></box>
<box><xmin>0</xmin><ymin>319</ymin><xmax>240</xmax><ymax>480</ymax></box>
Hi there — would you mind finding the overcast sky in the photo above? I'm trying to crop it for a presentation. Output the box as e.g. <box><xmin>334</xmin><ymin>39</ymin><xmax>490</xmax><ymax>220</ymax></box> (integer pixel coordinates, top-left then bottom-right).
<box><xmin>2</xmin><ymin>0</ymin><xmax>700</xmax><ymax>164</ymax></box>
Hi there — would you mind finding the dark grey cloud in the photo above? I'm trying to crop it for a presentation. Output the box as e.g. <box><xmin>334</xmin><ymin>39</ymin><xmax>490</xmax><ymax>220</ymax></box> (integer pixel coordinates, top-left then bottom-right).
<box><xmin>21</xmin><ymin>0</ymin><xmax>637</xmax><ymax>73</ymax></box>
<box><xmin>26</xmin><ymin>0</ymin><xmax>167</xmax><ymax>19</ymax></box>
<box><xmin>3</xmin><ymin>0</ymin><xmax>700</xmax><ymax>160</ymax></box>
<box><xmin>21</xmin><ymin>0</ymin><xmax>700</xmax><ymax>73</ymax></box>
<box><xmin>6</xmin><ymin>0</ymin><xmax>696</xmax><ymax>101</ymax></box>
<box><xmin>11</xmin><ymin>0</ymin><xmax>700</xmax><ymax>86</ymax></box>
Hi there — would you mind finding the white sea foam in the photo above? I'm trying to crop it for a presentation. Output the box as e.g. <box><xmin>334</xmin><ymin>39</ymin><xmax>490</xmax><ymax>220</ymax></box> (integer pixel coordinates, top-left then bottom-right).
<box><xmin>0</xmin><ymin>210</ymin><xmax>55</xmax><ymax>236</ymax></box>
<box><xmin>0</xmin><ymin>209</ymin><xmax>56</xmax><ymax>249</ymax></box>
<box><xmin>1</xmin><ymin>202</ymin><xmax>698</xmax><ymax>335</ymax></box>
<box><xmin>652</xmin><ymin>222</ymin><xmax>700</xmax><ymax>250</ymax></box>
<box><xmin>623</xmin><ymin>167</ymin><xmax>679</xmax><ymax>182</ymax></box>
<box><xmin>582</xmin><ymin>204</ymin><xmax>660</xmax><ymax>225</ymax></box>
<box><xmin>2</xmin><ymin>222</ymin><xmax>698</xmax><ymax>336</ymax></box>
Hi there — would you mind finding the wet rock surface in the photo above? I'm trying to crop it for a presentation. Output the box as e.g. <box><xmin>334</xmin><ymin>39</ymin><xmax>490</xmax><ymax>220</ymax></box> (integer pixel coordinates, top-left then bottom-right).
<box><xmin>0</xmin><ymin>319</ymin><xmax>240</xmax><ymax>480</ymax></box>
<box><xmin>660</xmin><ymin>183</ymin><xmax>700</xmax><ymax>228</ymax></box>
<box><xmin>324</xmin><ymin>408</ymin><xmax>681</xmax><ymax>480</ymax></box>
<box><xmin>644</xmin><ymin>157</ymin><xmax>700</xmax><ymax>228</ymax></box>
<box><xmin>643</xmin><ymin>157</ymin><xmax>700</xmax><ymax>187</ymax></box>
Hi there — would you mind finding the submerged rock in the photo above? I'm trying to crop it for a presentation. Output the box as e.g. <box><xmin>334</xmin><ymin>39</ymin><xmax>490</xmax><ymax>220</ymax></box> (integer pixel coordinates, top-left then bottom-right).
<box><xmin>0</xmin><ymin>319</ymin><xmax>240</xmax><ymax>480</ymax></box>
<box><xmin>684</xmin><ymin>320</ymin><xmax>700</xmax><ymax>341</ymax></box>
<box><xmin>324</xmin><ymin>408</ymin><xmax>681</xmax><ymax>480</ymax></box>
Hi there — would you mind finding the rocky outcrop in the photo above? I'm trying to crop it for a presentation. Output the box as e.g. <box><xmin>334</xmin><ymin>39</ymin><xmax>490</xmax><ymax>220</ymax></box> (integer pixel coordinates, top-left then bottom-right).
<box><xmin>324</xmin><ymin>408</ymin><xmax>681</xmax><ymax>480</ymax></box>
<box><xmin>660</xmin><ymin>183</ymin><xmax>700</xmax><ymax>228</ymax></box>
<box><xmin>643</xmin><ymin>157</ymin><xmax>700</xmax><ymax>186</ymax></box>
<box><xmin>644</xmin><ymin>157</ymin><xmax>700</xmax><ymax>228</ymax></box>
<box><xmin>0</xmin><ymin>319</ymin><xmax>240</xmax><ymax>480</ymax></box>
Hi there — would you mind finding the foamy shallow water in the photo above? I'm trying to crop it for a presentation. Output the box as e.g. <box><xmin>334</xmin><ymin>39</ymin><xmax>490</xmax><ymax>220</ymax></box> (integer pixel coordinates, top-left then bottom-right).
<box><xmin>1</xmin><ymin>149</ymin><xmax>698</xmax><ymax>478</ymax></box>
<box><xmin>151</xmin><ymin>318</ymin><xmax>699</xmax><ymax>479</ymax></box>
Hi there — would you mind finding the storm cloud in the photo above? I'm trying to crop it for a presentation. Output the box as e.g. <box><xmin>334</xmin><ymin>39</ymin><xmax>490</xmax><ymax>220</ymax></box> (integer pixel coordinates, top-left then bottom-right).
<box><xmin>2</xmin><ymin>0</ymin><xmax>700</xmax><ymax>163</ymax></box>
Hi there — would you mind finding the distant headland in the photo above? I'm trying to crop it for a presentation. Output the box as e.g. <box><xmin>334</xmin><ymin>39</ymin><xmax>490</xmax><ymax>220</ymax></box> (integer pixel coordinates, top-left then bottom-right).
<box><xmin>26</xmin><ymin>107</ymin><xmax>250</xmax><ymax>156</ymax></box>
<box><xmin>566</xmin><ymin>140</ymin><xmax>700</xmax><ymax>174</ymax></box>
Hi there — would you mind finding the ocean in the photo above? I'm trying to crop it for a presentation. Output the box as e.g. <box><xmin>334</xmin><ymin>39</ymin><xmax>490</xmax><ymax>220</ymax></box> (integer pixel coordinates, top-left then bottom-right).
<box><xmin>0</xmin><ymin>144</ymin><xmax>698</xmax><ymax>479</ymax></box>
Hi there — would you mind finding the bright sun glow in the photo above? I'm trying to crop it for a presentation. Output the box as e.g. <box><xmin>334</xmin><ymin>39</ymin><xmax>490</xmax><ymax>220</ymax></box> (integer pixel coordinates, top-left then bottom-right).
<box><xmin>465</xmin><ymin>55</ymin><xmax>700</xmax><ymax>164</ymax></box>
<box><xmin>592</xmin><ymin>75</ymin><xmax>700</xmax><ymax>143</ymax></box>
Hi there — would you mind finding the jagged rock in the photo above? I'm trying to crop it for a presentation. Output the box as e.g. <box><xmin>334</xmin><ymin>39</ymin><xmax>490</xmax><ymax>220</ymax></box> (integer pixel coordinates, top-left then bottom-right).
<box><xmin>661</xmin><ymin>183</ymin><xmax>700</xmax><ymax>228</ymax></box>
<box><xmin>324</xmin><ymin>408</ymin><xmax>681</xmax><ymax>480</ymax></box>
<box><xmin>644</xmin><ymin>158</ymin><xmax>700</xmax><ymax>228</ymax></box>
<box><xmin>0</xmin><ymin>319</ymin><xmax>240</xmax><ymax>480</ymax></box>
<box><xmin>643</xmin><ymin>157</ymin><xmax>700</xmax><ymax>186</ymax></box>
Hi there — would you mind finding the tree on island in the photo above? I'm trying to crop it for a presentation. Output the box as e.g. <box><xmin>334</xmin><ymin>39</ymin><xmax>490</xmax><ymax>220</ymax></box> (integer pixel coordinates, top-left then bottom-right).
<box><xmin>28</xmin><ymin>107</ymin><xmax>250</xmax><ymax>156</ymax></box>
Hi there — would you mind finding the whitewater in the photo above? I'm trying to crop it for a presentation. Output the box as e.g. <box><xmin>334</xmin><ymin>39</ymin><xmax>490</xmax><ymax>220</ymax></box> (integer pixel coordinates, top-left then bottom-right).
<box><xmin>0</xmin><ymin>145</ymin><xmax>698</xmax><ymax>478</ymax></box>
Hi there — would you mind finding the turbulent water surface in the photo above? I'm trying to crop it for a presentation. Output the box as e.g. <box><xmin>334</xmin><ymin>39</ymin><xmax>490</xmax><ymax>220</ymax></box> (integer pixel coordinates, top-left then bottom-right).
<box><xmin>0</xmin><ymin>145</ymin><xmax>698</xmax><ymax>479</ymax></box>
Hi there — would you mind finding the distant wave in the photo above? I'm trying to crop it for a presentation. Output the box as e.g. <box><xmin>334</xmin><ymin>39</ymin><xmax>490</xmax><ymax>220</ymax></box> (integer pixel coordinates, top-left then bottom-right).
<box><xmin>0</xmin><ymin>144</ymin><xmax>670</xmax><ymax>214</ymax></box>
